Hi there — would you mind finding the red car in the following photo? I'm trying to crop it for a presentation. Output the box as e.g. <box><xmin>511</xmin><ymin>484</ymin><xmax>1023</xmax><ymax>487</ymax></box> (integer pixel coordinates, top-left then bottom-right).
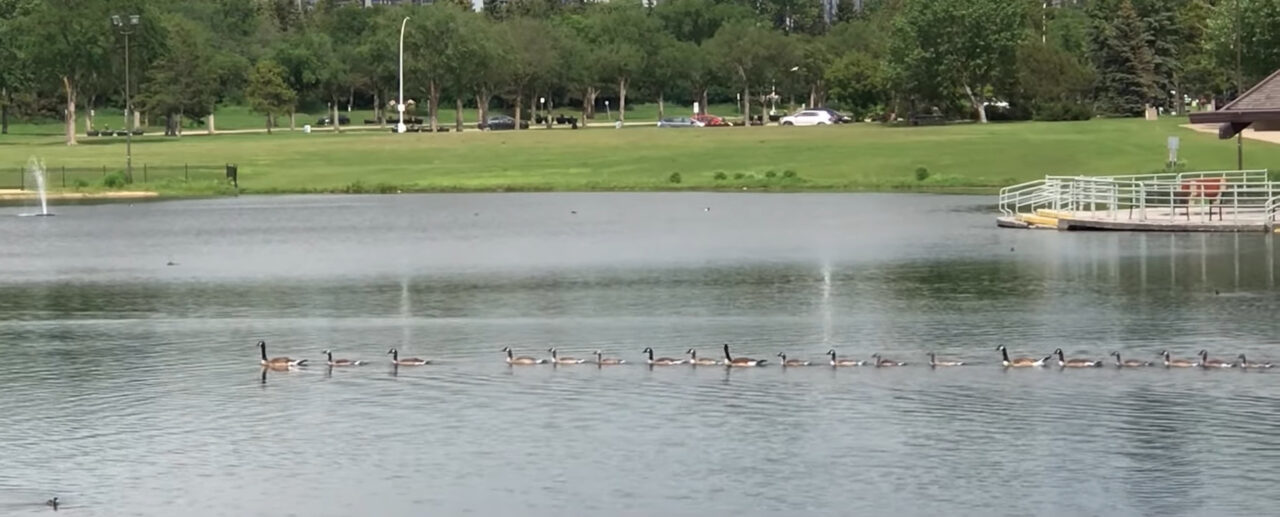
<box><xmin>692</xmin><ymin>113</ymin><xmax>732</xmax><ymax>127</ymax></box>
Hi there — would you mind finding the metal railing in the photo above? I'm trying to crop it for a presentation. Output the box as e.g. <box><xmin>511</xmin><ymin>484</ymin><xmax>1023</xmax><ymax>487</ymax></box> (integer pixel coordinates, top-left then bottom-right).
<box><xmin>1000</xmin><ymin>170</ymin><xmax>1277</xmax><ymax>224</ymax></box>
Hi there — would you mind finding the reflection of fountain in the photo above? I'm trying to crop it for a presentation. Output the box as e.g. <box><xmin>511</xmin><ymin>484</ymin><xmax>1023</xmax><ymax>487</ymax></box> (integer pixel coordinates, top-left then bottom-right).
<box><xmin>21</xmin><ymin>157</ymin><xmax>54</xmax><ymax>217</ymax></box>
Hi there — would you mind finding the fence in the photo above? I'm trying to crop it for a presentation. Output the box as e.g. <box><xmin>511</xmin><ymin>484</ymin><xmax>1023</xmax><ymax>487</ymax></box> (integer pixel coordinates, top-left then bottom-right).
<box><xmin>0</xmin><ymin>164</ymin><xmax>232</xmax><ymax>190</ymax></box>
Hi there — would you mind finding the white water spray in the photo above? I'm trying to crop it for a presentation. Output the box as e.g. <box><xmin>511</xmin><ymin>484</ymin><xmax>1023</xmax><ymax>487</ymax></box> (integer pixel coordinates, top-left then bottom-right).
<box><xmin>28</xmin><ymin>157</ymin><xmax>49</xmax><ymax>216</ymax></box>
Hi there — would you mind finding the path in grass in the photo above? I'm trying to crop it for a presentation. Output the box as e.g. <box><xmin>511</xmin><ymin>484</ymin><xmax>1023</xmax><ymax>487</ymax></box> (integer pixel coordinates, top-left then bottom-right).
<box><xmin>2</xmin><ymin>118</ymin><xmax>1275</xmax><ymax>195</ymax></box>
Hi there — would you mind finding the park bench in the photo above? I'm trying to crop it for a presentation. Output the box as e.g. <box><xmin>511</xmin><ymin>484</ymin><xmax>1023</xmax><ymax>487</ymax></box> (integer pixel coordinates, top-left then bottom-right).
<box><xmin>1174</xmin><ymin>177</ymin><xmax>1225</xmax><ymax>220</ymax></box>
<box><xmin>909</xmin><ymin>113</ymin><xmax>945</xmax><ymax>126</ymax></box>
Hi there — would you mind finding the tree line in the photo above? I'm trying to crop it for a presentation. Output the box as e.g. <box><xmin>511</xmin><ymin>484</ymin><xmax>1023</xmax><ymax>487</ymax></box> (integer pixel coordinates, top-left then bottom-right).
<box><xmin>0</xmin><ymin>0</ymin><xmax>1275</xmax><ymax>145</ymax></box>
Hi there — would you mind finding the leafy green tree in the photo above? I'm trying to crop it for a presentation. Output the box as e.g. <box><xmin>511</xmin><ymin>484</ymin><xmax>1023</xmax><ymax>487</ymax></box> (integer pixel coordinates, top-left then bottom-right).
<box><xmin>23</xmin><ymin>0</ymin><xmax>115</xmax><ymax>145</ymax></box>
<box><xmin>0</xmin><ymin>0</ymin><xmax>35</xmax><ymax>135</ymax></box>
<box><xmin>272</xmin><ymin>28</ymin><xmax>331</xmax><ymax>129</ymax></box>
<box><xmin>244</xmin><ymin>60</ymin><xmax>296</xmax><ymax>134</ymax></box>
<box><xmin>640</xmin><ymin>36</ymin><xmax>697</xmax><ymax>120</ymax></box>
<box><xmin>892</xmin><ymin>0</ymin><xmax>1027</xmax><ymax>123</ymax></box>
<box><xmin>137</xmin><ymin>15</ymin><xmax>220</xmax><ymax>136</ymax></box>
<box><xmin>500</xmin><ymin>16</ymin><xmax>558</xmax><ymax>129</ymax></box>
<box><xmin>1206</xmin><ymin>0</ymin><xmax>1280</xmax><ymax>88</ymax></box>
<box><xmin>584</xmin><ymin>2</ymin><xmax>654</xmax><ymax>122</ymax></box>
<box><xmin>825</xmin><ymin>50</ymin><xmax>886</xmax><ymax>117</ymax></box>
<box><xmin>654</xmin><ymin>0</ymin><xmax>751</xmax><ymax>44</ymax></box>
<box><xmin>706</xmin><ymin>20</ymin><xmax>784</xmax><ymax>121</ymax></box>
<box><xmin>1014</xmin><ymin>40</ymin><xmax>1095</xmax><ymax>120</ymax></box>
<box><xmin>1089</xmin><ymin>0</ymin><xmax>1155</xmax><ymax>116</ymax></box>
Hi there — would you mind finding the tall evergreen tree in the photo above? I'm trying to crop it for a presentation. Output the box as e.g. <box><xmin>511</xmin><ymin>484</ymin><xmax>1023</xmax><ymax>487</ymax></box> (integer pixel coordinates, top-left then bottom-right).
<box><xmin>1090</xmin><ymin>0</ymin><xmax>1155</xmax><ymax>116</ymax></box>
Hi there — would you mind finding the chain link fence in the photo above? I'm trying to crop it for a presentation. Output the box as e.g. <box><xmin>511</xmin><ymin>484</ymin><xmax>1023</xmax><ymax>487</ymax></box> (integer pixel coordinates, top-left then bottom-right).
<box><xmin>1</xmin><ymin>164</ymin><xmax>234</xmax><ymax>190</ymax></box>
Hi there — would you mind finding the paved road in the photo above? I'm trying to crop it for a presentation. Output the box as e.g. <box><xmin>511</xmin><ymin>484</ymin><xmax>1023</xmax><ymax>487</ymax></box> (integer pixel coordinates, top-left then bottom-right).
<box><xmin>1182</xmin><ymin>123</ymin><xmax>1280</xmax><ymax>145</ymax></box>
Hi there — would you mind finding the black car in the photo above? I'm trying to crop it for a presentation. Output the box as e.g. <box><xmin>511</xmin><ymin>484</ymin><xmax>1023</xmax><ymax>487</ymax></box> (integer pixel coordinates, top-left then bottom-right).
<box><xmin>812</xmin><ymin>108</ymin><xmax>853</xmax><ymax>123</ymax></box>
<box><xmin>478</xmin><ymin>114</ymin><xmax>529</xmax><ymax>131</ymax></box>
<box><xmin>315</xmin><ymin>114</ymin><xmax>351</xmax><ymax>126</ymax></box>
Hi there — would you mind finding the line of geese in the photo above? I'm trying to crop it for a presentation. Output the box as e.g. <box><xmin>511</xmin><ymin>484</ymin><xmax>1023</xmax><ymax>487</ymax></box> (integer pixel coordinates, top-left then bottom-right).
<box><xmin>259</xmin><ymin>341</ymin><xmax>1273</xmax><ymax>370</ymax></box>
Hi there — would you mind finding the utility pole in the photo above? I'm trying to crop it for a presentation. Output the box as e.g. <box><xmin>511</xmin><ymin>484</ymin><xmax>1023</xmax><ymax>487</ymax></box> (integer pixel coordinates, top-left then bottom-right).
<box><xmin>1236</xmin><ymin>0</ymin><xmax>1243</xmax><ymax>171</ymax></box>
<box><xmin>112</xmin><ymin>14</ymin><xmax>140</xmax><ymax>183</ymax></box>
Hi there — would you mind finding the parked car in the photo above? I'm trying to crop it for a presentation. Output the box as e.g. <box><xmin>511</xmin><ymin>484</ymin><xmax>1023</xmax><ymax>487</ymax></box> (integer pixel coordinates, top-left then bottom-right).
<box><xmin>478</xmin><ymin>114</ymin><xmax>529</xmax><ymax>131</ymax></box>
<box><xmin>657</xmin><ymin>116</ymin><xmax>704</xmax><ymax>128</ymax></box>
<box><xmin>812</xmin><ymin>108</ymin><xmax>853</xmax><ymax>124</ymax></box>
<box><xmin>691</xmin><ymin>113</ymin><xmax>731</xmax><ymax>126</ymax></box>
<box><xmin>780</xmin><ymin>110</ymin><xmax>835</xmax><ymax>126</ymax></box>
<box><xmin>315</xmin><ymin>114</ymin><xmax>351</xmax><ymax>126</ymax></box>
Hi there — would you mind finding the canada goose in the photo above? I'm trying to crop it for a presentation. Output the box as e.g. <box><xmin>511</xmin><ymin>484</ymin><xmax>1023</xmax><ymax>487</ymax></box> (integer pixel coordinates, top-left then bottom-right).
<box><xmin>322</xmin><ymin>349</ymin><xmax>365</xmax><ymax>367</ymax></box>
<box><xmin>871</xmin><ymin>353</ymin><xmax>907</xmax><ymax>367</ymax></box>
<box><xmin>594</xmin><ymin>350</ymin><xmax>625</xmax><ymax>365</ymax></box>
<box><xmin>827</xmin><ymin>349</ymin><xmax>867</xmax><ymax>367</ymax></box>
<box><xmin>1198</xmin><ymin>350</ymin><xmax>1234</xmax><ymax>369</ymax></box>
<box><xmin>502</xmin><ymin>347</ymin><xmax>547</xmax><ymax>365</ymax></box>
<box><xmin>1237</xmin><ymin>354</ymin><xmax>1273</xmax><ymax>369</ymax></box>
<box><xmin>1159</xmin><ymin>350</ymin><xmax>1198</xmax><ymax>368</ymax></box>
<box><xmin>46</xmin><ymin>497</ymin><xmax>58</xmax><ymax>510</ymax></box>
<box><xmin>1109</xmin><ymin>351</ymin><xmax>1152</xmax><ymax>368</ymax></box>
<box><xmin>776</xmin><ymin>352</ymin><xmax>812</xmax><ymax>367</ymax></box>
<box><xmin>547</xmin><ymin>347</ymin><xmax>587</xmax><ymax>365</ymax></box>
<box><xmin>927</xmin><ymin>352</ymin><xmax>965</xmax><ymax>367</ymax></box>
<box><xmin>722</xmin><ymin>343</ymin><xmax>766</xmax><ymax>367</ymax></box>
<box><xmin>642</xmin><ymin>347</ymin><xmax>686</xmax><ymax>365</ymax></box>
<box><xmin>996</xmin><ymin>345</ymin><xmax>1048</xmax><ymax>367</ymax></box>
<box><xmin>1054</xmin><ymin>348</ymin><xmax>1102</xmax><ymax>368</ymax></box>
<box><xmin>387</xmin><ymin>348</ymin><xmax>430</xmax><ymax>366</ymax></box>
<box><xmin>258</xmin><ymin>340</ymin><xmax>307</xmax><ymax>367</ymax></box>
<box><xmin>687</xmin><ymin>348</ymin><xmax>720</xmax><ymax>366</ymax></box>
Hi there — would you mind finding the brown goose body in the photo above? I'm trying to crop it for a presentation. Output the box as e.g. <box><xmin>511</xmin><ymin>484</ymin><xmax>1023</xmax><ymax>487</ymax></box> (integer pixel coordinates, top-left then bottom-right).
<box><xmin>777</xmin><ymin>353</ymin><xmax>812</xmax><ymax>367</ymax></box>
<box><xmin>997</xmin><ymin>345</ymin><xmax>1048</xmax><ymax>367</ymax></box>
<box><xmin>594</xmin><ymin>351</ymin><xmax>626</xmax><ymax>365</ymax></box>
<box><xmin>548</xmin><ymin>348</ymin><xmax>587</xmax><ymax>365</ymax></box>
<box><xmin>258</xmin><ymin>340</ymin><xmax>307</xmax><ymax>367</ymax></box>
<box><xmin>687</xmin><ymin>348</ymin><xmax>721</xmax><ymax>366</ymax></box>
<box><xmin>1109</xmin><ymin>352</ymin><xmax>1151</xmax><ymax>368</ymax></box>
<box><xmin>927</xmin><ymin>352</ymin><xmax>965</xmax><ymax>367</ymax></box>
<box><xmin>722</xmin><ymin>344</ymin><xmax>766</xmax><ymax>367</ymax></box>
<box><xmin>827</xmin><ymin>349</ymin><xmax>867</xmax><ymax>367</ymax></box>
<box><xmin>1160</xmin><ymin>350</ymin><xmax>1198</xmax><ymax>368</ymax></box>
<box><xmin>1054</xmin><ymin>348</ymin><xmax>1102</xmax><ymax>368</ymax></box>
<box><xmin>387</xmin><ymin>348</ymin><xmax>430</xmax><ymax>366</ymax></box>
<box><xmin>643</xmin><ymin>347</ymin><xmax>686</xmax><ymax>365</ymax></box>
<box><xmin>1198</xmin><ymin>350</ymin><xmax>1234</xmax><ymax>369</ymax></box>
<box><xmin>503</xmin><ymin>347</ymin><xmax>547</xmax><ymax>365</ymax></box>
<box><xmin>323</xmin><ymin>350</ymin><xmax>366</xmax><ymax>367</ymax></box>
<box><xmin>871</xmin><ymin>354</ymin><xmax>906</xmax><ymax>367</ymax></box>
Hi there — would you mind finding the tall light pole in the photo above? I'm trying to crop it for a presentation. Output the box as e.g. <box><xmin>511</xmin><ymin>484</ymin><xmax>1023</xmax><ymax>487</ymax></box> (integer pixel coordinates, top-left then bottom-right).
<box><xmin>112</xmin><ymin>14</ymin><xmax>140</xmax><ymax>182</ymax></box>
<box><xmin>397</xmin><ymin>16</ymin><xmax>409</xmax><ymax>134</ymax></box>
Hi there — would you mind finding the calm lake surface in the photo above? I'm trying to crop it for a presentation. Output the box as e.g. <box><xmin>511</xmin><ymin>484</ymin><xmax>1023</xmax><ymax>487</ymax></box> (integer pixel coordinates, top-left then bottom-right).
<box><xmin>1</xmin><ymin>193</ymin><xmax>1278</xmax><ymax>516</ymax></box>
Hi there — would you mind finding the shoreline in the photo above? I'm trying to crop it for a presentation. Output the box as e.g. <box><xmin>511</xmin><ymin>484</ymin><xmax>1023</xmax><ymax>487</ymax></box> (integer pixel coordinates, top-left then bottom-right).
<box><xmin>0</xmin><ymin>189</ymin><xmax>160</xmax><ymax>201</ymax></box>
<box><xmin>0</xmin><ymin>186</ymin><xmax>998</xmax><ymax>201</ymax></box>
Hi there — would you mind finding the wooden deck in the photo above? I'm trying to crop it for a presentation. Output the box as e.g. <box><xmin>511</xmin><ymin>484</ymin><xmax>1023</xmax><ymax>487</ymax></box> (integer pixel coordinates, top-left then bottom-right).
<box><xmin>999</xmin><ymin>207</ymin><xmax>1275</xmax><ymax>232</ymax></box>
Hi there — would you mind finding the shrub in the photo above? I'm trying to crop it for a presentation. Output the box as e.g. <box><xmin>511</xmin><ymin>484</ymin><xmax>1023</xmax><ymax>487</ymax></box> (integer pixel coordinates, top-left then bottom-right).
<box><xmin>102</xmin><ymin>171</ymin><xmax>128</xmax><ymax>189</ymax></box>
<box><xmin>915</xmin><ymin>167</ymin><xmax>930</xmax><ymax>182</ymax></box>
<box><xmin>668</xmin><ymin>172</ymin><xmax>682</xmax><ymax>184</ymax></box>
<box><xmin>733</xmin><ymin>172</ymin><xmax>746</xmax><ymax>180</ymax></box>
<box><xmin>72</xmin><ymin>178</ymin><xmax>89</xmax><ymax>189</ymax></box>
<box><xmin>713</xmin><ymin>171</ymin><xmax>727</xmax><ymax>181</ymax></box>
<box><xmin>765</xmin><ymin>170</ymin><xmax>777</xmax><ymax>179</ymax></box>
<box><xmin>782</xmin><ymin>170</ymin><xmax>797</xmax><ymax>179</ymax></box>
<box><xmin>1032</xmin><ymin>102</ymin><xmax>1094</xmax><ymax>122</ymax></box>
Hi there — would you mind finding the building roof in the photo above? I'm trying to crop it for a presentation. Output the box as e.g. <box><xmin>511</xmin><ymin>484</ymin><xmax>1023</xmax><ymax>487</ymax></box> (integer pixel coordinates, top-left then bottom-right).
<box><xmin>1190</xmin><ymin>69</ymin><xmax>1280</xmax><ymax>128</ymax></box>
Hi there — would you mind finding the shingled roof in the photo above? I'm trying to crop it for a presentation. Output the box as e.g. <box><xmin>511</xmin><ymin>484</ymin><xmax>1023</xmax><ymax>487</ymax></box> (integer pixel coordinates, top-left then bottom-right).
<box><xmin>1190</xmin><ymin>68</ymin><xmax>1280</xmax><ymax>136</ymax></box>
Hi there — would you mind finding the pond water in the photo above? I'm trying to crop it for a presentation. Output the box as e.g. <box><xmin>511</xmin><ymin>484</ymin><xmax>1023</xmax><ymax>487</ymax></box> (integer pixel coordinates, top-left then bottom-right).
<box><xmin>0</xmin><ymin>193</ymin><xmax>1277</xmax><ymax>516</ymax></box>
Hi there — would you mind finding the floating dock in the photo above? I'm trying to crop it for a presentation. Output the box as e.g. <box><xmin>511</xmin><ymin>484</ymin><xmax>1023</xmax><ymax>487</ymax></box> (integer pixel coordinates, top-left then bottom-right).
<box><xmin>997</xmin><ymin>170</ymin><xmax>1280</xmax><ymax>232</ymax></box>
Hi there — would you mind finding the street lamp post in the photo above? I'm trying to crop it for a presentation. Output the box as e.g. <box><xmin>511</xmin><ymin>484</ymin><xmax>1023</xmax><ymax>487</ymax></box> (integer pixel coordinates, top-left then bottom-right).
<box><xmin>397</xmin><ymin>16</ymin><xmax>409</xmax><ymax>134</ymax></box>
<box><xmin>112</xmin><ymin>14</ymin><xmax>140</xmax><ymax>182</ymax></box>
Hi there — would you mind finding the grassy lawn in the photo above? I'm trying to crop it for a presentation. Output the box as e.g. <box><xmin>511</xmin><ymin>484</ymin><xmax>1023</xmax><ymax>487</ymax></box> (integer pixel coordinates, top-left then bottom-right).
<box><xmin>1</xmin><ymin>116</ymin><xmax>1276</xmax><ymax>195</ymax></box>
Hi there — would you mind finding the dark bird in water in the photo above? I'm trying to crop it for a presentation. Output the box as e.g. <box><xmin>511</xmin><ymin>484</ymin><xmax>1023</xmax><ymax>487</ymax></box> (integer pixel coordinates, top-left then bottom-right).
<box><xmin>570</xmin><ymin>210</ymin><xmax>577</xmax><ymax>215</ymax></box>
<box><xmin>166</xmin><ymin>260</ymin><xmax>178</xmax><ymax>266</ymax></box>
<box><xmin>704</xmin><ymin>207</ymin><xmax>711</xmax><ymax>212</ymax></box>
<box><xmin>1010</xmin><ymin>247</ymin><xmax>1015</xmax><ymax>252</ymax></box>
<box><xmin>1214</xmin><ymin>289</ymin><xmax>1220</xmax><ymax>295</ymax></box>
<box><xmin>46</xmin><ymin>497</ymin><xmax>58</xmax><ymax>511</ymax></box>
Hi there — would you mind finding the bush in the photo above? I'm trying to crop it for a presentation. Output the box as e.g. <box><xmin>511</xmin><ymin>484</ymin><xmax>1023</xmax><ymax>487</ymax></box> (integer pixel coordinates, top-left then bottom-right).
<box><xmin>72</xmin><ymin>178</ymin><xmax>89</xmax><ymax>189</ymax></box>
<box><xmin>915</xmin><ymin>167</ymin><xmax>930</xmax><ymax>182</ymax></box>
<box><xmin>102</xmin><ymin>171</ymin><xmax>128</xmax><ymax>189</ymax></box>
<box><xmin>713</xmin><ymin>171</ymin><xmax>727</xmax><ymax>181</ymax></box>
<box><xmin>765</xmin><ymin>170</ymin><xmax>777</xmax><ymax>178</ymax></box>
<box><xmin>733</xmin><ymin>172</ymin><xmax>746</xmax><ymax>180</ymax></box>
<box><xmin>668</xmin><ymin>172</ymin><xmax>682</xmax><ymax>184</ymax></box>
<box><xmin>782</xmin><ymin>170</ymin><xmax>797</xmax><ymax>179</ymax></box>
<box><xmin>1032</xmin><ymin>102</ymin><xmax>1094</xmax><ymax>122</ymax></box>
<box><xmin>984</xmin><ymin>104</ymin><xmax>1032</xmax><ymax>122</ymax></box>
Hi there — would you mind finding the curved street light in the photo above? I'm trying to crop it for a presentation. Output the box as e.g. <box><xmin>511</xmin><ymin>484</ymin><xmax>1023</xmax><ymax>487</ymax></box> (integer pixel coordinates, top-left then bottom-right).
<box><xmin>111</xmin><ymin>14</ymin><xmax>140</xmax><ymax>181</ymax></box>
<box><xmin>398</xmin><ymin>16</ymin><xmax>410</xmax><ymax>134</ymax></box>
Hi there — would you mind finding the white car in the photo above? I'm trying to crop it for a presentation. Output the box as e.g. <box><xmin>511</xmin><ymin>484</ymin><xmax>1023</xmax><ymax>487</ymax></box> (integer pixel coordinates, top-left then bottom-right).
<box><xmin>780</xmin><ymin>110</ymin><xmax>835</xmax><ymax>126</ymax></box>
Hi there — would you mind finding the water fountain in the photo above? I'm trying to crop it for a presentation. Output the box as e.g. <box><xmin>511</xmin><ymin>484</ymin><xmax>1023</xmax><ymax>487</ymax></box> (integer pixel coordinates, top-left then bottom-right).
<box><xmin>20</xmin><ymin>157</ymin><xmax>53</xmax><ymax>217</ymax></box>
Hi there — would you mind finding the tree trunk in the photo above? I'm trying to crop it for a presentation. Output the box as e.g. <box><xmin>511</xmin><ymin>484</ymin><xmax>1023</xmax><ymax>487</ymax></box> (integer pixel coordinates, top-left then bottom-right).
<box><xmin>177</xmin><ymin>112</ymin><xmax>183</xmax><ymax>137</ymax></box>
<box><xmin>375</xmin><ymin>90</ymin><xmax>384</xmax><ymax>126</ymax></box>
<box><xmin>584</xmin><ymin>87</ymin><xmax>598</xmax><ymax>119</ymax></box>
<box><xmin>134</xmin><ymin>110</ymin><xmax>141</xmax><ymax>130</ymax></box>
<box><xmin>62</xmin><ymin>76</ymin><xmax>77</xmax><ymax>145</ymax></box>
<box><xmin>964</xmin><ymin>83</ymin><xmax>987</xmax><ymax>123</ymax></box>
<box><xmin>428</xmin><ymin>80</ymin><xmax>439</xmax><ymax>132</ymax></box>
<box><xmin>618</xmin><ymin>78</ymin><xmax>627</xmax><ymax>123</ymax></box>
<box><xmin>699</xmin><ymin>89</ymin><xmax>708</xmax><ymax>115</ymax></box>
<box><xmin>658</xmin><ymin>92</ymin><xmax>665</xmax><ymax>120</ymax></box>
<box><xmin>347</xmin><ymin>88</ymin><xmax>354</xmax><ymax>113</ymax></box>
<box><xmin>809</xmin><ymin>83</ymin><xmax>817</xmax><ymax>108</ymax></box>
<box><xmin>455</xmin><ymin>97</ymin><xmax>464</xmax><ymax>132</ymax></box>
<box><xmin>743</xmin><ymin>84</ymin><xmax>751</xmax><ymax>123</ymax></box>
<box><xmin>266</xmin><ymin>113</ymin><xmax>273</xmax><ymax>135</ymax></box>
<box><xmin>0</xmin><ymin>88</ymin><xmax>7</xmax><ymax>135</ymax></box>
<box><xmin>164</xmin><ymin>113</ymin><xmax>175</xmax><ymax>136</ymax></box>
<box><xmin>514</xmin><ymin>87</ymin><xmax>523</xmax><ymax>130</ymax></box>
<box><xmin>207</xmin><ymin>114</ymin><xmax>216</xmax><ymax>135</ymax></box>
<box><xmin>332</xmin><ymin>100</ymin><xmax>342</xmax><ymax>133</ymax></box>
<box><xmin>289</xmin><ymin>111</ymin><xmax>296</xmax><ymax>131</ymax></box>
